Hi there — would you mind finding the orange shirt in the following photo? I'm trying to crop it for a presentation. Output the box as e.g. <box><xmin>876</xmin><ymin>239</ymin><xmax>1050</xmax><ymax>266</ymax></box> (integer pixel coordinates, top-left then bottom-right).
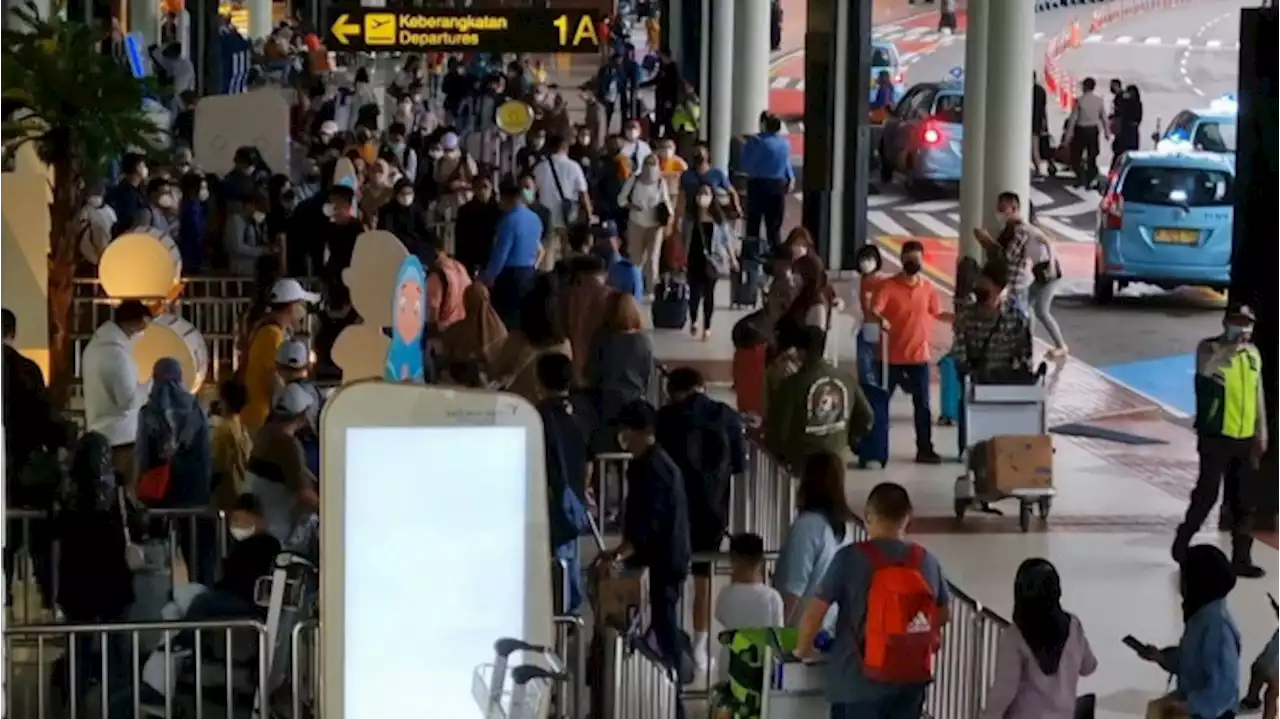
<box><xmin>858</xmin><ymin>273</ymin><xmax>887</xmax><ymax>316</ymax></box>
<box><xmin>869</xmin><ymin>274</ymin><xmax>941</xmax><ymax>365</ymax></box>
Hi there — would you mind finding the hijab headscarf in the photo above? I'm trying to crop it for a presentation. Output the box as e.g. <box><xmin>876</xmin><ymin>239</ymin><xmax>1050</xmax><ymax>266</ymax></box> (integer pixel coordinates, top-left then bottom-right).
<box><xmin>68</xmin><ymin>431</ymin><xmax>117</xmax><ymax>512</ymax></box>
<box><xmin>142</xmin><ymin>357</ymin><xmax>203</xmax><ymax>452</ymax></box>
<box><xmin>1180</xmin><ymin>544</ymin><xmax>1236</xmax><ymax>621</ymax></box>
<box><xmin>1011</xmin><ymin>558</ymin><xmax>1072</xmax><ymax>675</ymax></box>
<box><xmin>441</xmin><ymin>283</ymin><xmax>508</xmax><ymax>368</ymax></box>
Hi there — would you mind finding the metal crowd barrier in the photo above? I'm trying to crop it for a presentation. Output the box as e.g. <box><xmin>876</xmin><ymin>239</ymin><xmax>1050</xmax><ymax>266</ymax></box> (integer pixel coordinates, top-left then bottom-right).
<box><xmin>5</xmin><ymin>507</ymin><xmax>230</xmax><ymax>627</ymax></box>
<box><xmin>600</xmin><ymin>624</ymin><xmax>681</xmax><ymax>719</ymax></box>
<box><xmin>3</xmin><ymin>618</ymin><xmax>269</xmax><ymax>719</ymax></box>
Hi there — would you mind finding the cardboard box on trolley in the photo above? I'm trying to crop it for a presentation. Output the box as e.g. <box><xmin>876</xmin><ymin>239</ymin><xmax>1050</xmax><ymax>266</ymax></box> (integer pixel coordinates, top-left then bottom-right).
<box><xmin>593</xmin><ymin>564</ymin><xmax>649</xmax><ymax>631</ymax></box>
<box><xmin>978</xmin><ymin>435</ymin><xmax>1055</xmax><ymax>494</ymax></box>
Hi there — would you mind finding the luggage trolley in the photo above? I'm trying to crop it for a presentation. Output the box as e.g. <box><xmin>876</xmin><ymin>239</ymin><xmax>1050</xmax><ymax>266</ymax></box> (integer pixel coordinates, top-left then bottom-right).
<box><xmin>952</xmin><ymin>368</ymin><xmax>1056</xmax><ymax>532</ymax></box>
<box><xmin>473</xmin><ymin>638</ymin><xmax>569</xmax><ymax>719</ymax></box>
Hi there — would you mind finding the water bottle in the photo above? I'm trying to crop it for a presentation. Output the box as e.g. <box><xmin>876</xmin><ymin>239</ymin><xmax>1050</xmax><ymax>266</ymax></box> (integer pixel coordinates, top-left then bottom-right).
<box><xmin>814</xmin><ymin>629</ymin><xmax>834</xmax><ymax>654</ymax></box>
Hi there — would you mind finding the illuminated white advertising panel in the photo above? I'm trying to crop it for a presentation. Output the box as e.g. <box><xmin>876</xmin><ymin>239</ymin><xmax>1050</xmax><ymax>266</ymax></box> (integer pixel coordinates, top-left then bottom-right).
<box><xmin>321</xmin><ymin>382</ymin><xmax>552</xmax><ymax>718</ymax></box>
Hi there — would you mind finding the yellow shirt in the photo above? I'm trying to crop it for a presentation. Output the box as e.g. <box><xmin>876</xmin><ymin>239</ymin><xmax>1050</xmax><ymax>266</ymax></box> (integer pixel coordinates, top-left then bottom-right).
<box><xmin>658</xmin><ymin>156</ymin><xmax>688</xmax><ymax>174</ymax></box>
<box><xmin>211</xmin><ymin>416</ymin><xmax>253</xmax><ymax>509</ymax></box>
<box><xmin>243</xmin><ymin>323</ymin><xmax>286</xmax><ymax>432</ymax></box>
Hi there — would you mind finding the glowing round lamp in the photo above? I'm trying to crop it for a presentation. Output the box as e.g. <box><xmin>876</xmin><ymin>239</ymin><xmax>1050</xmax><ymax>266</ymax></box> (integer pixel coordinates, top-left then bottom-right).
<box><xmin>98</xmin><ymin>229</ymin><xmax>183</xmax><ymax>300</ymax></box>
<box><xmin>133</xmin><ymin>314</ymin><xmax>209</xmax><ymax>394</ymax></box>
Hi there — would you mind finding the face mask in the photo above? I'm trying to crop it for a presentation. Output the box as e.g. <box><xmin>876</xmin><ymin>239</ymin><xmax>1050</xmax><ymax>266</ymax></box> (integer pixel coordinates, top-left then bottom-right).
<box><xmin>902</xmin><ymin>258</ymin><xmax>922</xmax><ymax>276</ymax></box>
<box><xmin>859</xmin><ymin>260</ymin><xmax>876</xmax><ymax>274</ymax></box>
<box><xmin>428</xmin><ymin>149</ymin><xmax>444</xmax><ymax>160</ymax></box>
<box><xmin>521</xmin><ymin>188</ymin><xmax>537</xmax><ymax>203</ymax></box>
<box><xmin>625</xmin><ymin>129</ymin><xmax>639</xmax><ymax>141</ymax></box>
<box><xmin>197</xmin><ymin>188</ymin><xmax>210</xmax><ymax>202</ymax></box>
<box><xmin>252</xmin><ymin>211</ymin><xmax>266</xmax><ymax>223</ymax></box>
<box><xmin>230</xmin><ymin>526</ymin><xmax>256</xmax><ymax>541</ymax></box>
<box><xmin>156</xmin><ymin>194</ymin><xmax>175</xmax><ymax>209</ymax></box>
<box><xmin>137</xmin><ymin>166</ymin><xmax>150</xmax><ymax>181</ymax></box>
<box><xmin>1224</xmin><ymin>324</ymin><xmax>1253</xmax><ymax>341</ymax></box>
<box><xmin>88</xmin><ymin>195</ymin><xmax>104</xmax><ymax>208</ymax></box>
<box><xmin>322</xmin><ymin>202</ymin><xmax>335</xmax><ymax>218</ymax></box>
<box><xmin>994</xmin><ymin>211</ymin><xmax>1010</xmax><ymax>225</ymax></box>
<box><xmin>398</xmin><ymin>193</ymin><xmax>414</xmax><ymax>206</ymax></box>
<box><xmin>578</xmin><ymin>135</ymin><xmax>591</xmax><ymax>146</ymax></box>
<box><xmin>696</xmin><ymin>195</ymin><xmax>713</xmax><ymax>208</ymax></box>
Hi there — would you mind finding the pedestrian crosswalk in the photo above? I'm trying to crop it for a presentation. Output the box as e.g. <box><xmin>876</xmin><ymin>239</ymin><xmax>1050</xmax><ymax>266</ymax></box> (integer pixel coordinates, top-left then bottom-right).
<box><xmin>871</xmin><ymin>24</ymin><xmax>965</xmax><ymax>45</ymax></box>
<box><xmin>789</xmin><ymin>183</ymin><xmax>1102</xmax><ymax>243</ymax></box>
<box><xmin>1081</xmin><ymin>33</ymin><xmax>1239</xmax><ymax>49</ymax></box>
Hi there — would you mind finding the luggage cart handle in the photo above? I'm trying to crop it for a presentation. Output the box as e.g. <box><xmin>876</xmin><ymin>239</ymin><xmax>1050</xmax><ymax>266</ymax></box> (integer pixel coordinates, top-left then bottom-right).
<box><xmin>494</xmin><ymin>638</ymin><xmax>549</xmax><ymax>658</ymax></box>
<box><xmin>511</xmin><ymin>665</ymin><xmax>569</xmax><ymax>686</ymax></box>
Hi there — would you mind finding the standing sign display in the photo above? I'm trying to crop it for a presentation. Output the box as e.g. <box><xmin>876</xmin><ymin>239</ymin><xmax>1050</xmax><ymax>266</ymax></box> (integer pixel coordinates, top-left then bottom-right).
<box><xmin>320</xmin><ymin>383</ymin><xmax>553</xmax><ymax>718</ymax></box>
<box><xmin>384</xmin><ymin>256</ymin><xmax>427</xmax><ymax>383</ymax></box>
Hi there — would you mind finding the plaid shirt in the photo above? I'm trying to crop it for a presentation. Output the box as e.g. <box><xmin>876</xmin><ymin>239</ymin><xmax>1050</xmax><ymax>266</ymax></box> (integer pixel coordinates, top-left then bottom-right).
<box><xmin>996</xmin><ymin>221</ymin><xmax>1035</xmax><ymax>298</ymax></box>
<box><xmin>951</xmin><ymin>296</ymin><xmax>1032</xmax><ymax>378</ymax></box>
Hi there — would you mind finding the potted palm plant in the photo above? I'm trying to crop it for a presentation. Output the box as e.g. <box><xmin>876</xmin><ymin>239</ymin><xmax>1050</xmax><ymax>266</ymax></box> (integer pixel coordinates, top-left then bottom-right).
<box><xmin>3</xmin><ymin>1</ymin><xmax>162</xmax><ymax>407</ymax></box>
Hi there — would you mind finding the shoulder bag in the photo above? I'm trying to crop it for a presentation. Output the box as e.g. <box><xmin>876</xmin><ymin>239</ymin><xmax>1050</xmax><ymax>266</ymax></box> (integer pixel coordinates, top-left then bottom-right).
<box><xmin>543</xmin><ymin>157</ymin><xmax>582</xmax><ymax>228</ymax></box>
<box><xmin>119</xmin><ymin>488</ymin><xmax>146</xmax><ymax>570</ymax></box>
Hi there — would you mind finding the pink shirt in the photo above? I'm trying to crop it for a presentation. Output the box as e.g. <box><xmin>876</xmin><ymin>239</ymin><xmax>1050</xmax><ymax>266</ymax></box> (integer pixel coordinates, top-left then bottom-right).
<box><xmin>981</xmin><ymin>616</ymin><xmax>1097</xmax><ymax>719</ymax></box>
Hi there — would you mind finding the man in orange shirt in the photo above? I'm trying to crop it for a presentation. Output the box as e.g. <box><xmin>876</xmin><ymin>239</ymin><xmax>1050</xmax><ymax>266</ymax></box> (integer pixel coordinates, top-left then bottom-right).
<box><xmin>869</xmin><ymin>240</ymin><xmax>953</xmax><ymax>464</ymax></box>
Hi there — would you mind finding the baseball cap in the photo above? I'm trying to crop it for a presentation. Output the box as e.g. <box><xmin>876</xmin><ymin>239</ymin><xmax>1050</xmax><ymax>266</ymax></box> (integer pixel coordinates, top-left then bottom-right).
<box><xmin>442</xmin><ymin>132</ymin><xmax>460</xmax><ymax>150</ymax></box>
<box><xmin>270</xmin><ymin>278</ymin><xmax>320</xmax><ymax>305</ymax></box>
<box><xmin>1226</xmin><ymin>304</ymin><xmax>1256</xmax><ymax>323</ymax></box>
<box><xmin>275</xmin><ymin>340</ymin><xmax>310</xmax><ymax>369</ymax></box>
<box><xmin>273</xmin><ymin>383</ymin><xmax>316</xmax><ymax>418</ymax></box>
<box><xmin>319</xmin><ymin>120</ymin><xmax>339</xmax><ymax>136</ymax></box>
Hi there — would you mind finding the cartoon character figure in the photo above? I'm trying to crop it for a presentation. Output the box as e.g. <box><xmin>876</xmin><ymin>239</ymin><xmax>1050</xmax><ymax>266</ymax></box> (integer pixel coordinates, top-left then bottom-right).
<box><xmin>804</xmin><ymin>377</ymin><xmax>849</xmax><ymax>435</ymax></box>
<box><xmin>331</xmin><ymin>230</ymin><xmax>408</xmax><ymax>383</ymax></box>
<box><xmin>385</xmin><ymin>256</ymin><xmax>427</xmax><ymax>383</ymax></box>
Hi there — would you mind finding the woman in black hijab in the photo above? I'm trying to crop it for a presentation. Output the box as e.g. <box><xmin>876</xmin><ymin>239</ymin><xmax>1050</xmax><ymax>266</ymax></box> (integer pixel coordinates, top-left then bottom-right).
<box><xmin>1139</xmin><ymin>545</ymin><xmax>1242</xmax><ymax>719</ymax></box>
<box><xmin>982</xmin><ymin>558</ymin><xmax>1097</xmax><ymax>719</ymax></box>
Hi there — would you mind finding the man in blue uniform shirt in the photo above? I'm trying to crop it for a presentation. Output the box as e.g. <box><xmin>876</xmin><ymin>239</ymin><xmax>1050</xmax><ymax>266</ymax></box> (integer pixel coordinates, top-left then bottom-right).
<box><xmin>592</xmin><ymin>221</ymin><xmax>643</xmax><ymax>300</ymax></box>
<box><xmin>740</xmin><ymin>111</ymin><xmax>794</xmax><ymax>251</ymax></box>
<box><xmin>483</xmin><ymin>179</ymin><xmax>544</xmax><ymax>329</ymax></box>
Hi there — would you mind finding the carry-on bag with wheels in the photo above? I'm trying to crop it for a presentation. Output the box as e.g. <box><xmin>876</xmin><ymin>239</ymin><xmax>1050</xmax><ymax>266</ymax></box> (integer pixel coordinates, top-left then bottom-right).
<box><xmin>730</xmin><ymin>265</ymin><xmax>763</xmax><ymax>308</ymax></box>
<box><xmin>937</xmin><ymin>354</ymin><xmax>961</xmax><ymax>426</ymax></box>
<box><xmin>652</xmin><ymin>275</ymin><xmax>689</xmax><ymax>329</ymax></box>
<box><xmin>854</xmin><ymin>335</ymin><xmax>891</xmax><ymax>469</ymax></box>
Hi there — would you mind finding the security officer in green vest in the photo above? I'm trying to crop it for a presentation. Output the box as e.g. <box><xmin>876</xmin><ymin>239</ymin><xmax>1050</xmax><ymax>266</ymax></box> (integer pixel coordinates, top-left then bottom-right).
<box><xmin>1173</xmin><ymin>304</ymin><xmax>1267</xmax><ymax>578</ymax></box>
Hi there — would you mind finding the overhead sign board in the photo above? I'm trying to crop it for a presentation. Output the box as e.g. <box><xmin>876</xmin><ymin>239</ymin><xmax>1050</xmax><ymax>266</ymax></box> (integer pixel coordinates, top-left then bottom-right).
<box><xmin>328</xmin><ymin>8</ymin><xmax>602</xmax><ymax>53</ymax></box>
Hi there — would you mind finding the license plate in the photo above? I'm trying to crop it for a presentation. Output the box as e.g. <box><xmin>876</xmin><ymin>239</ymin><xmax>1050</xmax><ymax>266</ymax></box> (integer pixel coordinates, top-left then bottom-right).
<box><xmin>1154</xmin><ymin>228</ymin><xmax>1199</xmax><ymax>245</ymax></box>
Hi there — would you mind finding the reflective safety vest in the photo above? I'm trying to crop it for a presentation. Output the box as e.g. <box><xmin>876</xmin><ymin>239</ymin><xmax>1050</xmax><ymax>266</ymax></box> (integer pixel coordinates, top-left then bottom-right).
<box><xmin>1195</xmin><ymin>342</ymin><xmax>1262</xmax><ymax>440</ymax></box>
<box><xmin>673</xmin><ymin>101</ymin><xmax>701</xmax><ymax>133</ymax></box>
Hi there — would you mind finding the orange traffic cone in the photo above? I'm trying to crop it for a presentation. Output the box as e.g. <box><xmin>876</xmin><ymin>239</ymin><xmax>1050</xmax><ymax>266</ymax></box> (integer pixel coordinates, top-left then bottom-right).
<box><xmin>1069</xmin><ymin>20</ymin><xmax>1082</xmax><ymax>48</ymax></box>
<box><xmin>1089</xmin><ymin>11</ymin><xmax>1100</xmax><ymax>33</ymax></box>
<box><xmin>1045</xmin><ymin>68</ymin><xmax>1057</xmax><ymax>95</ymax></box>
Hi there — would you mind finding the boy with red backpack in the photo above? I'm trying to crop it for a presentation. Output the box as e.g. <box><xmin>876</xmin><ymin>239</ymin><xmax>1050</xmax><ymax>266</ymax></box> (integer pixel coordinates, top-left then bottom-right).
<box><xmin>795</xmin><ymin>482</ymin><xmax>951</xmax><ymax>718</ymax></box>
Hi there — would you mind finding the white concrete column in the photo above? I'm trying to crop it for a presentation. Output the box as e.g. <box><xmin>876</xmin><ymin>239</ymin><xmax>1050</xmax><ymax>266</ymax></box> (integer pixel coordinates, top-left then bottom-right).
<box><xmin>248</xmin><ymin>0</ymin><xmax>273</xmax><ymax>41</ymax></box>
<box><xmin>707</xmin><ymin>0</ymin><xmax>735</xmax><ymax>167</ymax></box>
<box><xmin>667</xmin><ymin>0</ymin><xmax>683</xmax><ymax>63</ymax></box>
<box><xmin>957</xmin><ymin>0</ymin><xmax>989</xmax><ymax>266</ymax></box>
<box><xmin>129</xmin><ymin>0</ymin><xmax>158</xmax><ymax>46</ymax></box>
<box><xmin>982</xmin><ymin>0</ymin><xmax>1035</xmax><ymax>232</ymax></box>
<box><xmin>731</xmin><ymin>0</ymin><xmax>771</xmax><ymax>136</ymax></box>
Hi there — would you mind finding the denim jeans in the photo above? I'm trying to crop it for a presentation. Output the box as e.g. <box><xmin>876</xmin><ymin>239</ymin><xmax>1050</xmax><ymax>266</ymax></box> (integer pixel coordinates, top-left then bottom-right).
<box><xmin>553</xmin><ymin>541</ymin><xmax>584</xmax><ymax>615</ymax></box>
<box><xmin>856</xmin><ymin>334</ymin><xmax>879</xmax><ymax>386</ymax></box>
<box><xmin>830</xmin><ymin>685</ymin><xmax>927</xmax><ymax>719</ymax></box>
<box><xmin>886</xmin><ymin>363</ymin><xmax>934</xmax><ymax>452</ymax></box>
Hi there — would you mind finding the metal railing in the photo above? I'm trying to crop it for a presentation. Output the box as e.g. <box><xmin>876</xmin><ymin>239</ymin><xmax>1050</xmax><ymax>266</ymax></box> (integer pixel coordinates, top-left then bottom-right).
<box><xmin>5</xmin><ymin>507</ymin><xmax>230</xmax><ymax>627</ymax></box>
<box><xmin>599</xmin><ymin>624</ymin><xmax>681</xmax><ymax>719</ymax></box>
<box><xmin>3</xmin><ymin>618</ymin><xmax>269</xmax><ymax>719</ymax></box>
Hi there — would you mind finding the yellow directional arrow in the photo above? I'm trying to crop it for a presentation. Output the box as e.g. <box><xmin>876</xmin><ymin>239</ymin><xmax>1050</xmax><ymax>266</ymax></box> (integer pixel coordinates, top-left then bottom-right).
<box><xmin>330</xmin><ymin>13</ymin><xmax>361</xmax><ymax>46</ymax></box>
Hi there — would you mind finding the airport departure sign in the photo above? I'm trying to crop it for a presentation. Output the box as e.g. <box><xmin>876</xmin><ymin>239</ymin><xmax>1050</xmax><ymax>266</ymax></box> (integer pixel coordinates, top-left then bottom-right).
<box><xmin>328</xmin><ymin>9</ymin><xmax>602</xmax><ymax>53</ymax></box>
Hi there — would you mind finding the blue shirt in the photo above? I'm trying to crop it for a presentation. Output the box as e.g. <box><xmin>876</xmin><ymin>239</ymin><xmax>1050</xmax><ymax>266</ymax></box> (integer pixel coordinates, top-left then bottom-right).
<box><xmin>604</xmin><ymin>251</ymin><xmax>643</xmax><ymax>300</ymax></box>
<box><xmin>482</xmin><ymin>204</ymin><xmax>543</xmax><ymax>283</ymax></box>
<box><xmin>773</xmin><ymin>511</ymin><xmax>849</xmax><ymax>626</ymax></box>
<box><xmin>740</xmin><ymin>132</ymin><xmax>795</xmax><ymax>182</ymax></box>
<box><xmin>1176</xmin><ymin>598</ymin><xmax>1241</xmax><ymax>719</ymax></box>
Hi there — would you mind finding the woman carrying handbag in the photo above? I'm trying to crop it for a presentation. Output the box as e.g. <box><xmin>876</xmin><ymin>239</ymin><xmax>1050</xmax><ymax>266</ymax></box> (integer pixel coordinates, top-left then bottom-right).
<box><xmin>1027</xmin><ymin>207</ymin><xmax>1069</xmax><ymax>359</ymax></box>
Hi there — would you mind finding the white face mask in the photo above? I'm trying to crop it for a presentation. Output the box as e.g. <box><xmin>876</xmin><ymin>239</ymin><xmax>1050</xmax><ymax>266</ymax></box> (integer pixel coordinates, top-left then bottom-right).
<box><xmin>322</xmin><ymin>202</ymin><xmax>334</xmax><ymax>218</ymax></box>
<box><xmin>428</xmin><ymin>149</ymin><xmax>444</xmax><ymax>160</ymax></box>
<box><xmin>252</xmin><ymin>211</ymin><xmax>266</xmax><ymax>223</ymax></box>
<box><xmin>859</xmin><ymin>260</ymin><xmax>877</xmax><ymax>274</ymax></box>
<box><xmin>197</xmin><ymin>188</ymin><xmax>210</xmax><ymax>202</ymax></box>
<box><xmin>398</xmin><ymin>194</ymin><xmax>414</xmax><ymax>206</ymax></box>
<box><xmin>137</xmin><ymin>166</ymin><xmax>150</xmax><ymax>181</ymax></box>
<box><xmin>625</xmin><ymin>129</ymin><xmax>639</xmax><ymax>141</ymax></box>
<box><xmin>230</xmin><ymin>526</ymin><xmax>256</xmax><ymax>541</ymax></box>
<box><xmin>995</xmin><ymin>211</ymin><xmax>1010</xmax><ymax>225</ymax></box>
<box><xmin>696</xmin><ymin>195</ymin><xmax>713</xmax><ymax>208</ymax></box>
<box><xmin>88</xmin><ymin>195</ymin><xmax>104</xmax><ymax>208</ymax></box>
<box><xmin>156</xmin><ymin>194</ymin><xmax>175</xmax><ymax>209</ymax></box>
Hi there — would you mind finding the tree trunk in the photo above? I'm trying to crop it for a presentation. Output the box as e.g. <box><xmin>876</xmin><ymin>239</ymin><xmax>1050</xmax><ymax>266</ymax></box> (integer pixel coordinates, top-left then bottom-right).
<box><xmin>46</xmin><ymin>163</ymin><xmax>81</xmax><ymax>411</ymax></box>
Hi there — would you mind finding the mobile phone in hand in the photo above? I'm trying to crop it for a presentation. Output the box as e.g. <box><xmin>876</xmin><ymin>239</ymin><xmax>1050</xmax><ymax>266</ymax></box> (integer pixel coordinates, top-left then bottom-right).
<box><xmin>1121</xmin><ymin>635</ymin><xmax>1149</xmax><ymax>655</ymax></box>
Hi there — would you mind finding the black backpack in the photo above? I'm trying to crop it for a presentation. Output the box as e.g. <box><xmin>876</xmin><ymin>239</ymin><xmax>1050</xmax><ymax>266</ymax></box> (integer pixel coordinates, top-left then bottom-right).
<box><xmin>684</xmin><ymin>412</ymin><xmax>731</xmax><ymax>485</ymax></box>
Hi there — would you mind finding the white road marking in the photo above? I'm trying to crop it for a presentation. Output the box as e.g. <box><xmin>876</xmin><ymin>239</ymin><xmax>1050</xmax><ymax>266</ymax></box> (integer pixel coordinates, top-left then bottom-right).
<box><xmin>1030</xmin><ymin>188</ymin><xmax>1055</xmax><ymax>207</ymax></box>
<box><xmin>1044</xmin><ymin>199</ymin><xmax>1101</xmax><ymax>218</ymax></box>
<box><xmin>1083</xmin><ymin>34</ymin><xmax>1103</xmax><ymax>44</ymax></box>
<box><xmin>1175</xmin><ymin>38</ymin><xmax>1192</xmax><ymax>46</ymax></box>
<box><xmin>1184</xmin><ymin>76</ymin><xmax>1194</xmax><ymax>85</ymax></box>
<box><xmin>947</xmin><ymin>213</ymin><xmax>961</xmax><ymax>223</ymax></box>
<box><xmin>770</xmin><ymin>76</ymin><xmax>792</xmax><ymax>89</ymax></box>
<box><xmin>866</xmin><ymin>195</ymin><xmax>899</xmax><ymax>208</ymax></box>
<box><xmin>1115</xmin><ymin>35</ymin><xmax>1133</xmax><ymax>44</ymax></box>
<box><xmin>1193</xmin><ymin>87</ymin><xmax>1205</xmax><ymax>96</ymax></box>
<box><xmin>900</xmin><ymin>52</ymin><xmax>919</xmax><ymax>65</ymax></box>
<box><xmin>1143</xmin><ymin>36</ymin><xmax>1162</xmax><ymax>45</ymax></box>
<box><xmin>1038</xmin><ymin>216</ymin><xmax>1095</xmax><ymax>243</ymax></box>
<box><xmin>867</xmin><ymin>211</ymin><xmax>911</xmax><ymax>236</ymax></box>
<box><xmin>1205</xmin><ymin>39</ymin><xmax>1222</xmax><ymax>48</ymax></box>
<box><xmin>906</xmin><ymin>211</ymin><xmax>958</xmax><ymax>237</ymax></box>
<box><xmin>1034</xmin><ymin>32</ymin><xmax>1045</xmax><ymax>40</ymax></box>
<box><xmin>901</xmin><ymin>27</ymin><xmax>931</xmax><ymax>40</ymax></box>
<box><xmin>1064</xmin><ymin>186</ymin><xmax>1099</xmax><ymax>203</ymax></box>
<box><xmin>795</xmin><ymin>80</ymin><xmax>806</xmax><ymax>91</ymax></box>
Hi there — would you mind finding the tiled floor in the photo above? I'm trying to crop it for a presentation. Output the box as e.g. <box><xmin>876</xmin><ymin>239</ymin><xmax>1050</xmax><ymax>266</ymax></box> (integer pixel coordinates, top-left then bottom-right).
<box><xmin>650</xmin><ymin>281</ymin><xmax>1279</xmax><ymax>717</ymax></box>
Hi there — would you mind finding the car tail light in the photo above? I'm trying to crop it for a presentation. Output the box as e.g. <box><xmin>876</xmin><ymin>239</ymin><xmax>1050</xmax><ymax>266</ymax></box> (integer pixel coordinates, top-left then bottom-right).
<box><xmin>922</xmin><ymin>124</ymin><xmax>943</xmax><ymax>146</ymax></box>
<box><xmin>1100</xmin><ymin>190</ymin><xmax>1124</xmax><ymax>230</ymax></box>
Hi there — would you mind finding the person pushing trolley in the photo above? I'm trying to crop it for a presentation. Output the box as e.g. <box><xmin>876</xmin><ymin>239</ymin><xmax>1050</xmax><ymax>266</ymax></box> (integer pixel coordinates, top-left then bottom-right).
<box><xmin>1172</xmin><ymin>304</ymin><xmax>1267</xmax><ymax>579</ymax></box>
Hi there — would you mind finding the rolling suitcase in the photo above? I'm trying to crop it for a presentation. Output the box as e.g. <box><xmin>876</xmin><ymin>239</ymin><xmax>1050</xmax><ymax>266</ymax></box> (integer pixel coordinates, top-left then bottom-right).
<box><xmin>730</xmin><ymin>263</ymin><xmax>763</xmax><ymax>308</ymax></box>
<box><xmin>937</xmin><ymin>354</ymin><xmax>961</xmax><ymax>426</ymax></box>
<box><xmin>855</xmin><ymin>338</ymin><xmax>891</xmax><ymax>469</ymax></box>
<box><xmin>652</xmin><ymin>276</ymin><xmax>689</xmax><ymax>330</ymax></box>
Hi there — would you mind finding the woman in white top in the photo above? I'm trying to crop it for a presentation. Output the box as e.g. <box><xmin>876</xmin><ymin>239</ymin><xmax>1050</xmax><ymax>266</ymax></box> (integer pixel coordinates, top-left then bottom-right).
<box><xmin>1027</xmin><ymin>207</ymin><xmax>1068</xmax><ymax>358</ymax></box>
<box><xmin>617</xmin><ymin>154</ymin><xmax>673</xmax><ymax>295</ymax></box>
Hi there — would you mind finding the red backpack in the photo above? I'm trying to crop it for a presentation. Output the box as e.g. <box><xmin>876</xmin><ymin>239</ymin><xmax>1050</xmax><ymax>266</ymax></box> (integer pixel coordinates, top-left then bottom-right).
<box><xmin>859</xmin><ymin>541</ymin><xmax>942</xmax><ymax>684</ymax></box>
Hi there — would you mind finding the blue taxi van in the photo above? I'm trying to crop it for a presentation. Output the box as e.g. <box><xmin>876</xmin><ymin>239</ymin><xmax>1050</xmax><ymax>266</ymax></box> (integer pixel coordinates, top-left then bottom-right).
<box><xmin>870</xmin><ymin>40</ymin><xmax>906</xmax><ymax>105</ymax></box>
<box><xmin>1154</xmin><ymin>97</ymin><xmax>1238</xmax><ymax>157</ymax></box>
<box><xmin>1093</xmin><ymin>149</ymin><xmax>1234</xmax><ymax>302</ymax></box>
<box><xmin>877</xmin><ymin>76</ymin><xmax>965</xmax><ymax>191</ymax></box>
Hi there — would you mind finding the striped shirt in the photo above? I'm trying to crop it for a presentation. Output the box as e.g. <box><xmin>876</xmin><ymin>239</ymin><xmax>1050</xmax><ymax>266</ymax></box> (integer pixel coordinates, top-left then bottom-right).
<box><xmin>951</xmin><ymin>297</ymin><xmax>1032</xmax><ymax>379</ymax></box>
